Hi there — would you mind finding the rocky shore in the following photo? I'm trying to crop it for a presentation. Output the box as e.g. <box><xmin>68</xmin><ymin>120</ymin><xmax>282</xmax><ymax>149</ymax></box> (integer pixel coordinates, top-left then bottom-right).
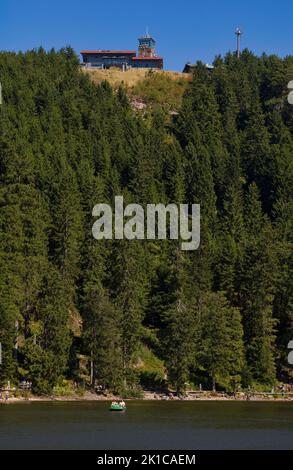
<box><xmin>1</xmin><ymin>389</ymin><xmax>293</xmax><ymax>404</ymax></box>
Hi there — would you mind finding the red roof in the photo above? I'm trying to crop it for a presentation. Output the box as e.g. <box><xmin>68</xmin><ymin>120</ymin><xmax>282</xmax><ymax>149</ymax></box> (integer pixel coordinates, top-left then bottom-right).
<box><xmin>81</xmin><ymin>50</ymin><xmax>136</xmax><ymax>55</ymax></box>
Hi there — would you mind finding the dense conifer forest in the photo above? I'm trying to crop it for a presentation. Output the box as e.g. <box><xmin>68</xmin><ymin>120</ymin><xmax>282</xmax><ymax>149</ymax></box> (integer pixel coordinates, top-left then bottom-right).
<box><xmin>0</xmin><ymin>47</ymin><xmax>292</xmax><ymax>395</ymax></box>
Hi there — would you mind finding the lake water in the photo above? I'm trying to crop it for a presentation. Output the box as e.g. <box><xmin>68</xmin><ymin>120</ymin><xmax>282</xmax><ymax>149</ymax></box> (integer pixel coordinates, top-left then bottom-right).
<box><xmin>0</xmin><ymin>401</ymin><xmax>292</xmax><ymax>450</ymax></box>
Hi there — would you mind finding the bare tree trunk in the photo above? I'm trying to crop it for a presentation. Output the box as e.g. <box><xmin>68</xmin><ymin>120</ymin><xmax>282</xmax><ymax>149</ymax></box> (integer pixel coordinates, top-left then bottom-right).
<box><xmin>90</xmin><ymin>352</ymin><xmax>94</xmax><ymax>387</ymax></box>
<box><xmin>212</xmin><ymin>376</ymin><xmax>216</xmax><ymax>392</ymax></box>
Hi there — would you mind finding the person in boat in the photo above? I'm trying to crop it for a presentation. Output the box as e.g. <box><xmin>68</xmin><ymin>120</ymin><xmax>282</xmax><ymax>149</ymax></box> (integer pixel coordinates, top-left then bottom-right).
<box><xmin>119</xmin><ymin>400</ymin><xmax>126</xmax><ymax>408</ymax></box>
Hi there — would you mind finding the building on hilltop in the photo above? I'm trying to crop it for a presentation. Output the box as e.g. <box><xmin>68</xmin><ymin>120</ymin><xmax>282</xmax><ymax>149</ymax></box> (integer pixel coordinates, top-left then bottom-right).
<box><xmin>81</xmin><ymin>34</ymin><xmax>163</xmax><ymax>70</ymax></box>
<box><xmin>183</xmin><ymin>62</ymin><xmax>214</xmax><ymax>73</ymax></box>
<box><xmin>80</xmin><ymin>50</ymin><xmax>137</xmax><ymax>69</ymax></box>
<box><xmin>138</xmin><ymin>34</ymin><xmax>156</xmax><ymax>57</ymax></box>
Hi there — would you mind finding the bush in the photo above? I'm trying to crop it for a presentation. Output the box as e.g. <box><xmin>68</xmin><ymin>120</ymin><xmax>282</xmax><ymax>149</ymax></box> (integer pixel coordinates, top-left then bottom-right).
<box><xmin>53</xmin><ymin>380</ymin><xmax>75</xmax><ymax>397</ymax></box>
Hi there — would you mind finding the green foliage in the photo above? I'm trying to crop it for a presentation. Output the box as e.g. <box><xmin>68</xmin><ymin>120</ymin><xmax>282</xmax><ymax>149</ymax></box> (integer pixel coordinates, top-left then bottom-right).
<box><xmin>137</xmin><ymin>345</ymin><xmax>166</xmax><ymax>389</ymax></box>
<box><xmin>82</xmin><ymin>286</ymin><xmax>122</xmax><ymax>392</ymax></box>
<box><xmin>0</xmin><ymin>48</ymin><xmax>292</xmax><ymax>393</ymax></box>
<box><xmin>132</xmin><ymin>71</ymin><xmax>189</xmax><ymax>112</ymax></box>
<box><xmin>195</xmin><ymin>292</ymin><xmax>244</xmax><ymax>391</ymax></box>
<box><xmin>22</xmin><ymin>341</ymin><xmax>60</xmax><ymax>394</ymax></box>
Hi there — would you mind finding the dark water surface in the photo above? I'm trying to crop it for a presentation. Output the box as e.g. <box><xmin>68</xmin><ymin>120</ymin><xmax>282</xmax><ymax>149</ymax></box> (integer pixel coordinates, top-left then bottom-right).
<box><xmin>0</xmin><ymin>401</ymin><xmax>292</xmax><ymax>449</ymax></box>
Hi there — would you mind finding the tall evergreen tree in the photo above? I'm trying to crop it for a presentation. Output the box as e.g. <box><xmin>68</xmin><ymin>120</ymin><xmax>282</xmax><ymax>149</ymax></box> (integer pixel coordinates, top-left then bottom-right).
<box><xmin>195</xmin><ymin>292</ymin><xmax>244</xmax><ymax>391</ymax></box>
<box><xmin>239</xmin><ymin>184</ymin><xmax>277</xmax><ymax>385</ymax></box>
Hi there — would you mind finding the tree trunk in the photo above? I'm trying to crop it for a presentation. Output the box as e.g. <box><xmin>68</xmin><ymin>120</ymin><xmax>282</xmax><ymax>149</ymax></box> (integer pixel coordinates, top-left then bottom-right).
<box><xmin>212</xmin><ymin>376</ymin><xmax>216</xmax><ymax>392</ymax></box>
<box><xmin>90</xmin><ymin>352</ymin><xmax>94</xmax><ymax>386</ymax></box>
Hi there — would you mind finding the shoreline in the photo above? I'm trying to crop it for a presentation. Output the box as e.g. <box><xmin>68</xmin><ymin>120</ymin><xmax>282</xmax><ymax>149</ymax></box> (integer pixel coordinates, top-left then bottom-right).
<box><xmin>1</xmin><ymin>390</ymin><xmax>293</xmax><ymax>404</ymax></box>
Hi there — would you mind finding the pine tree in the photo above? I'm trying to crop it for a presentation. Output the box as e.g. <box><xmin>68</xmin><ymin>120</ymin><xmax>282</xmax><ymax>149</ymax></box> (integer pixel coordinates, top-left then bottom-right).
<box><xmin>0</xmin><ymin>289</ymin><xmax>18</xmax><ymax>385</ymax></box>
<box><xmin>160</xmin><ymin>247</ymin><xmax>196</xmax><ymax>393</ymax></box>
<box><xmin>110</xmin><ymin>240</ymin><xmax>149</xmax><ymax>390</ymax></box>
<box><xmin>241</xmin><ymin>95</ymin><xmax>275</xmax><ymax>212</ymax></box>
<box><xmin>239</xmin><ymin>184</ymin><xmax>278</xmax><ymax>385</ymax></box>
<box><xmin>83</xmin><ymin>287</ymin><xmax>122</xmax><ymax>392</ymax></box>
<box><xmin>22</xmin><ymin>267</ymin><xmax>71</xmax><ymax>394</ymax></box>
<box><xmin>50</xmin><ymin>164</ymin><xmax>83</xmax><ymax>300</ymax></box>
<box><xmin>195</xmin><ymin>292</ymin><xmax>244</xmax><ymax>391</ymax></box>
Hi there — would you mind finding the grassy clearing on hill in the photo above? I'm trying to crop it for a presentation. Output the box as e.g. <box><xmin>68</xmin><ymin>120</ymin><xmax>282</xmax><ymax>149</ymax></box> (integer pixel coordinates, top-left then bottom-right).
<box><xmin>82</xmin><ymin>67</ymin><xmax>190</xmax><ymax>111</ymax></box>
<box><xmin>82</xmin><ymin>67</ymin><xmax>148</xmax><ymax>88</ymax></box>
<box><xmin>82</xmin><ymin>67</ymin><xmax>188</xmax><ymax>88</ymax></box>
<box><xmin>131</xmin><ymin>70</ymin><xmax>190</xmax><ymax>111</ymax></box>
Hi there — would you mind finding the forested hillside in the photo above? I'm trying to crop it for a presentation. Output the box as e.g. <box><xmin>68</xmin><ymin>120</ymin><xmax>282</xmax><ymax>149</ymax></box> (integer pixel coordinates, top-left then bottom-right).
<box><xmin>0</xmin><ymin>47</ymin><xmax>292</xmax><ymax>395</ymax></box>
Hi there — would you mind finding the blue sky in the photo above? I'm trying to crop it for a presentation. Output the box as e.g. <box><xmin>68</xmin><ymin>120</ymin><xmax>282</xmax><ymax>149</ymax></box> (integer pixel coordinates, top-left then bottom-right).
<box><xmin>2</xmin><ymin>0</ymin><xmax>292</xmax><ymax>70</ymax></box>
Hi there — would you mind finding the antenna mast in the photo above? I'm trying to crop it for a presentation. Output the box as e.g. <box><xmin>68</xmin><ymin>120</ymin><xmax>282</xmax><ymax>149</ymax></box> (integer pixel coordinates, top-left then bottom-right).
<box><xmin>235</xmin><ymin>28</ymin><xmax>242</xmax><ymax>58</ymax></box>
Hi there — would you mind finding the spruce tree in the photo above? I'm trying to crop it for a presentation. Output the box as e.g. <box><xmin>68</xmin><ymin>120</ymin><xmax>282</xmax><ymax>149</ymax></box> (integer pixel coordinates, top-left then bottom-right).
<box><xmin>239</xmin><ymin>183</ymin><xmax>277</xmax><ymax>385</ymax></box>
<box><xmin>195</xmin><ymin>292</ymin><xmax>244</xmax><ymax>391</ymax></box>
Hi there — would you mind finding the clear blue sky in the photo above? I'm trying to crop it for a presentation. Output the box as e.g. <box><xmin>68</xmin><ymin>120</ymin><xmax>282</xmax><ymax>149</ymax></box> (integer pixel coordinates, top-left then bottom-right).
<box><xmin>2</xmin><ymin>0</ymin><xmax>292</xmax><ymax>71</ymax></box>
